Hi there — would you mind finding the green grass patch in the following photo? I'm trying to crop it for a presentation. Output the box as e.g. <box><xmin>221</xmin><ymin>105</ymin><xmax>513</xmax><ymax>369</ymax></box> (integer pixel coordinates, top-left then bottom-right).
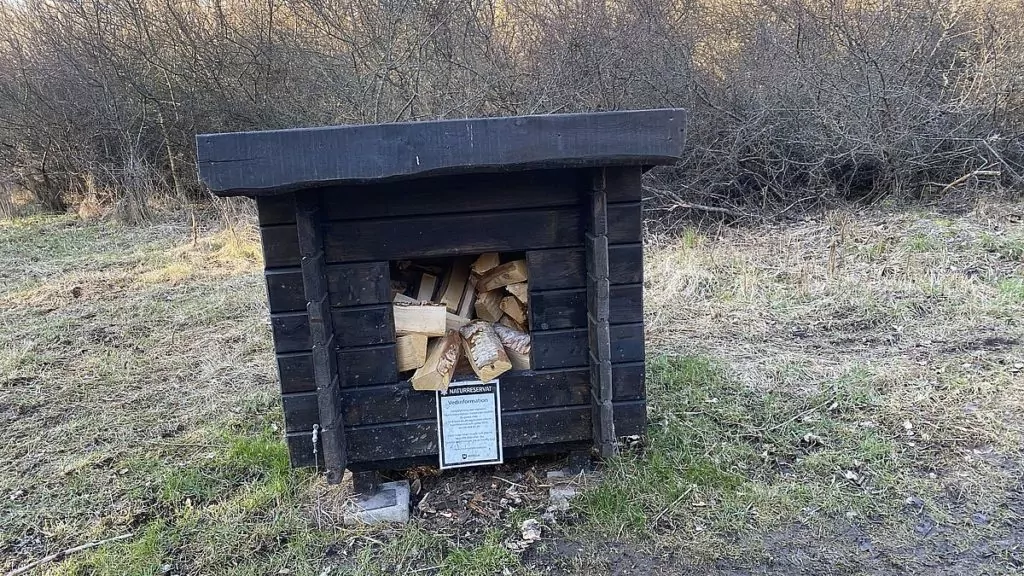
<box><xmin>578</xmin><ymin>356</ymin><xmax>905</xmax><ymax>543</ymax></box>
<box><xmin>902</xmin><ymin>232</ymin><xmax>942</xmax><ymax>253</ymax></box>
<box><xmin>998</xmin><ymin>278</ymin><xmax>1024</xmax><ymax>302</ymax></box>
<box><xmin>440</xmin><ymin>530</ymin><xmax>520</xmax><ymax>576</ymax></box>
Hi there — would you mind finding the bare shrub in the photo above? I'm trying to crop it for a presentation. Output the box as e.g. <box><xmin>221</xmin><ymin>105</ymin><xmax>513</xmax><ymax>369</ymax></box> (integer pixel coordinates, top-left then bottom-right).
<box><xmin>0</xmin><ymin>179</ymin><xmax>14</xmax><ymax>220</ymax></box>
<box><xmin>0</xmin><ymin>0</ymin><xmax>1020</xmax><ymax>218</ymax></box>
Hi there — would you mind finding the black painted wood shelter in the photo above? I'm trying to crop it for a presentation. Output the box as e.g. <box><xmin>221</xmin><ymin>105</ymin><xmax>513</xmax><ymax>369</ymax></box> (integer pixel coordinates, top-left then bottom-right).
<box><xmin>196</xmin><ymin>110</ymin><xmax>687</xmax><ymax>483</ymax></box>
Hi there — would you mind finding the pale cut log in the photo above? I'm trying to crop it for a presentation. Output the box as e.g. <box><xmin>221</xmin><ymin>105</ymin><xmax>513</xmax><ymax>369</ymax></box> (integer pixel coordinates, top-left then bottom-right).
<box><xmin>493</xmin><ymin>323</ymin><xmax>531</xmax><ymax>371</ymax></box>
<box><xmin>395</xmin><ymin>293</ymin><xmax>469</xmax><ymax>330</ymax></box>
<box><xmin>411</xmin><ymin>331</ymin><xmax>462</xmax><ymax>392</ymax></box>
<box><xmin>459</xmin><ymin>321</ymin><xmax>512</xmax><ymax>382</ymax></box>
<box><xmin>476</xmin><ymin>260</ymin><xmax>527</xmax><ymax>292</ymax></box>
<box><xmin>499</xmin><ymin>314</ymin><xmax>527</xmax><ymax>333</ymax></box>
<box><xmin>506</xmin><ymin>282</ymin><xmax>528</xmax><ymax>304</ymax></box>
<box><xmin>416</xmin><ymin>273</ymin><xmax>438</xmax><ymax>301</ymax></box>
<box><xmin>500</xmin><ymin>295</ymin><xmax>527</xmax><ymax>325</ymax></box>
<box><xmin>492</xmin><ymin>323</ymin><xmax>531</xmax><ymax>354</ymax></box>
<box><xmin>456</xmin><ymin>275</ymin><xmax>478</xmax><ymax>319</ymax></box>
<box><xmin>474</xmin><ymin>289</ymin><xmax>504</xmax><ymax>322</ymax></box>
<box><xmin>396</xmin><ymin>333</ymin><xmax>429</xmax><ymax>372</ymax></box>
<box><xmin>393</xmin><ymin>302</ymin><xmax>446</xmax><ymax>336</ymax></box>
<box><xmin>438</xmin><ymin>257</ymin><xmax>472</xmax><ymax>313</ymax></box>
<box><xmin>471</xmin><ymin>252</ymin><xmax>500</xmax><ymax>276</ymax></box>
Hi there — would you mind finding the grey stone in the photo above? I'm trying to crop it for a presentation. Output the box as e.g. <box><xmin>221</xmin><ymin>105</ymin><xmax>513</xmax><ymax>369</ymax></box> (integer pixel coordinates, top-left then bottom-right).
<box><xmin>548</xmin><ymin>485</ymin><xmax>578</xmax><ymax>512</ymax></box>
<box><xmin>343</xmin><ymin>480</ymin><xmax>410</xmax><ymax>525</ymax></box>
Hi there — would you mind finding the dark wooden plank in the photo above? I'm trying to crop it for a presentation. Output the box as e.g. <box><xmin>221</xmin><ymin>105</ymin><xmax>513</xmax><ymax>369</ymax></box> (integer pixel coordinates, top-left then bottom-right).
<box><xmin>265</xmin><ymin>268</ymin><xmax>305</xmax><ymax>312</ymax></box>
<box><xmin>586</xmin><ymin>170</ymin><xmax>615</xmax><ymax>457</ymax></box>
<box><xmin>256</xmin><ymin>194</ymin><xmax>296</xmax><ymax>226</ymax></box>
<box><xmin>322</xmin><ymin>170</ymin><xmax>582</xmax><ymax>221</ymax></box>
<box><xmin>344</xmin><ymin>441</ymin><xmax>593</xmax><ymax>472</ymax></box>
<box><xmin>197</xmin><ymin>110</ymin><xmax>687</xmax><ymax>196</ymax></box>
<box><xmin>260</xmin><ymin>225</ymin><xmax>300</xmax><ymax>269</ymax></box>
<box><xmin>530</xmin><ymin>284</ymin><xmax>643</xmax><ymax>330</ymax></box>
<box><xmin>282</xmin><ymin>365</ymin><xmax>645</xmax><ymax>431</ymax></box>
<box><xmin>277</xmin><ymin>352</ymin><xmax>315</xmax><ymax>393</ymax></box>
<box><xmin>531</xmin><ymin>328</ymin><xmax>589</xmax><ymax>370</ymax></box>
<box><xmin>271</xmin><ymin>312</ymin><xmax>311</xmax><ymax>354</ymax></box>
<box><xmin>610</xmin><ymin>244</ymin><xmax>644</xmax><ymax>284</ymax></box>
<box><xmin>295</xmin><ymin>190</ymin><xmax>346</xmax><ymax>483</ymax></box>
<box><xmin>333</xmin><ymin>306</ymin><xmax>395</xmax><ymax>347</ymax></box>
<box><xmin>271</xmin><ymin>306</ymin><xmax>395</xmax><ymax>353</ymax></box>
<box><xmin>611</xmin><ymin>323</ymin><xmax>646</xmax><ymax>364</ymax></box>
<box><xmin>323</xmin><ymin>207</ymin><xmax>582</xmax><ymax>262</ymax></box>
<box><xmin>339</xmin><ymin>345</ymin><xmax>398</xmax><ymax>386</ymax></box>
<box><xmin>328</xmin><ymin>262</ymin><xmax>391</xmax><ymax>307</ymax></box>
<box><xmin>612</xmin><ymin>362</ymin><xmax>645</xmax><ymax>400</ymax></box>
<box><xmin>527</xmin><ymin>248</ymin><xmax>585</xmax><ymax>291</ymax></box>
<box><xmin>605</xmin><ymin>166</ymin><xmax>643</xmax><ymax>203</ymax></box>
<box><xmin>265</xmin><ymin>263</ymin><xmax>391</xmax><ymax>313</ymax></box>
<box><xmin>527</xmin><ymin>244</ymin><xmax>642</xmax><ymax>291</ymax></box>
<box><xmin>282</xmin><ymin>392</ymin><xmax>319</xmax><ymax>433</ymax></box>
<box><xmin>607</xmin><ymin>202</ymin><xmax>642</xmax><ymax>244</ymax></box>
<box><xmin>341</xmin><ymin>370</ymin><xmax>593</xmax><ymax>428</ymax></box>
<box><xmin>285</xmin><ymin>400</ymin><xmax>647</xmax><ymax>468</ymax></box>
<box><xmin>533</xmin><ymin>324</ymin><xmax>645</xmax><ymax>369</ymax></box>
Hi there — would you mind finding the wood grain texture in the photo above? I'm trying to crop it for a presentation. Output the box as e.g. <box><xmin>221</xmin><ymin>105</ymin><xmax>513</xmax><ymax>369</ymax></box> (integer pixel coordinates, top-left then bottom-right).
<box><xmin>322</xmin><ymin>170</ymin><xmax>582</xmax><ymax>221</ymax></box>
<box><xmin>607</xmin><ymin>202</ymin><xmax>642</xmax><ymax>244</ymax></box>
<box><xmin>278</xmin><ymin>363</ymin><xmax>645</xmax><ymax>424</ymax></box>
<box><xmin>260</xmin><ymin>225</ymin><xmax>300</xmax><ymax>269</ymax></box>
<box><xmin>271</xmin><ymin>306</ymin><xmax>395</xmax><ymax>353</ymax></box>
<box><xmin>294</xmin><ymin>191</ymin><xmax>347</xmax><ymax>482</ymax></box>
<box><xmin>338</xmin><ymin>345</ymin><xmax>399</xmax><ymax>386</ymax></box>
<box><xmin>586</xmin><ymin>168</ymin><xmax>616</xmax><ymax>457</ymax></box>
<box><xmin>262</xmin><ymin>209</ymin><xmax>638</xmax><ymax>268</ymax></box>
<box><xmin>529</xmin><ymin>284</ymin><xmax>643</xmax><ymax>330</ymax></box>
<box><xmin>526</xmin><ymin>244</ymin><xmax>643</xmax><ymax>290</ymax></box>
<box><xmin>256</xmin><ymin>194</ymin><xmax>296</xmax><ymax>226</ymax></box>
<box><xmin>285</xmin><ymin>400</ymin><xmax>647</xmax><ymax>468</ymax></box>
<box><xmin>323</xmin><ymin>208</ymin><xmax>582</xmax><ymax>262</ymax></box>
<box><xmin>532</xmin><ymin>324</ymin><xmax>645</xmax><ymax>369</ymax></box>
<box><xmin>277</xmin><ymin>352</ymin><xmax>316</xmax><ymax>393</ymax></box>
<box><xmin>604</xmin><ymin>166</ymin><xmax>643</xmax><ymax>203</ymax></box>
<box><xmin>197</xmin><ymin>110</ymin><xmax>687</xmax><ymax>195</ymax></box>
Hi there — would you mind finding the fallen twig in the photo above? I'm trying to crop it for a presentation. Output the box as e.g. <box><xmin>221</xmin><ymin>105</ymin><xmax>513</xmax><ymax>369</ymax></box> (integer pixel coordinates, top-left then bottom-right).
<box><xmin>6</xmin><ymin>533</ymin><xmax>134</xmax><ymax>576</ymax></box>
<box><xmin>939</xmin><ymin>169</ymin><xmax>1001</xmax><ymax>195</ymax></box>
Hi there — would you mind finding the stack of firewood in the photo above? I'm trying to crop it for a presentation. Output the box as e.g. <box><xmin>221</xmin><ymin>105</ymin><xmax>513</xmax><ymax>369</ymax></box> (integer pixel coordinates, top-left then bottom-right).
<box><xmin>391</xmin><ymin>253</ymin><xmax>531</xmax><ymax>391</ymax></box>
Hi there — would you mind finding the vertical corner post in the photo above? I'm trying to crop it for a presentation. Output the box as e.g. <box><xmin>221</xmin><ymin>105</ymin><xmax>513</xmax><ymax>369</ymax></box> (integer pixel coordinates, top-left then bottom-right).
<box><xmin>295</xmin><ymin>190</ymin><xmax>348</xmax><ymax>483</ymax></box>
<box><xmin>584</xmin><ymin>168</ymin><xmax>616</xmax><ymax>458</ymax></box>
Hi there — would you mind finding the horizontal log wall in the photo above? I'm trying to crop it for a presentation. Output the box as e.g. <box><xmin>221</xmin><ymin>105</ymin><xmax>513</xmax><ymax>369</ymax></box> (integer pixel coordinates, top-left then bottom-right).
<box><xmin>257</xmin><ymin>167</ymin><xmax>646</xmax><ymax>470</ymax></box>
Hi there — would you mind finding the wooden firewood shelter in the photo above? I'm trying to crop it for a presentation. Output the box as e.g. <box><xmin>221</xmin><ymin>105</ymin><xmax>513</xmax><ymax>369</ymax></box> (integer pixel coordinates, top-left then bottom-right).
<box><xmin>196</xmin><ymin>110</ymin><xmax>687</xmax><ymax>485</ymax></box>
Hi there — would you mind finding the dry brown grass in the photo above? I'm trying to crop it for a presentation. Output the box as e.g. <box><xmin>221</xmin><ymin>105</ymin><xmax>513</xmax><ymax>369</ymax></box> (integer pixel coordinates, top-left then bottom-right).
<box><xmin>1</xmin><ymin>202</ymin><xmax>1022</xmax><ymax>574</ymax></box>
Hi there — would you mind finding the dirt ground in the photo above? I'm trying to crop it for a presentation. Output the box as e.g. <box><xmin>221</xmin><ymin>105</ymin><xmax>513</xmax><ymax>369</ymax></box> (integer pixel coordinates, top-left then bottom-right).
<box><xmin>1</xmin><ymin>197</ymin><xmax>1021</xmax><ymax>575</ymax></box>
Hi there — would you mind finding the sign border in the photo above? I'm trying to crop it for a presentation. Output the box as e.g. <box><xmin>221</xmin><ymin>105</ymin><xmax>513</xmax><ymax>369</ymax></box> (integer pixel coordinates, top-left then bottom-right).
<box><xmin>436</xmin><ymin>379</ymin><xmax>504</xmax><ymax>469</ymax></box>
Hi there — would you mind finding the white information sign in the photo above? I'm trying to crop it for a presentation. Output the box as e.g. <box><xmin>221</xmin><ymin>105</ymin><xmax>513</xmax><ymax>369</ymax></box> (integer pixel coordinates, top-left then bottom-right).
<box><xmin>436</xmin><ymin>380</ymin><xmax>503</xmax><ymax>469</ymax></box>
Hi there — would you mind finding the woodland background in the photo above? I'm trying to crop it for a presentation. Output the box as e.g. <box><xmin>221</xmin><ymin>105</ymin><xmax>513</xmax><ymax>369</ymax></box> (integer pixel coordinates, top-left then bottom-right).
<box><xmin>1</xmin><ymin>0</ymin><xmax>1022</xmax><ymax>222</ymax></box>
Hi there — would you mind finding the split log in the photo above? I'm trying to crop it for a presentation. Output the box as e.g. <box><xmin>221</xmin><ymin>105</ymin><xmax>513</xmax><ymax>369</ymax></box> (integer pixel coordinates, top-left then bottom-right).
<box><xmin>393</xmin><ymin>302</ymin><xmax>447</xmax><ymax>336</ymax></box>
<box><xmin>456</xmin><ymin>275</ymin><xmax>477</xmax><ymax>319</ymax></box>
<box><xmin>438</xmin><ymin>257</ymin><xmax>472</xmax><ymax>313</ymax></box>
<box><xmin>396</xmin><ymin>333</ymin><xmax>428</xmax><ymax>372</ymax></box>
<box><xmin>493</xmin><ymin>324</ymin><xmax>531</xmax><ymax>371</ymax></box>
<box><xmin>506</xmin><ymin>282</ymin><xmax>528</xmax><ymax>304</ymax></box>
<box><xmin>499</xmin><ymin>295</ymin><xmax>527</xmax><ymax>325</ymax></box>
<box><xmin>459</xmin><ymin>321</ymin><xmax>512</xmax><ymax>382</ymax></box>
<box><xmin>395</xmin><ymin>293</ymin><xmax>469</xmax><ymax>331</ymax></box>
<box><xmin>411</xmin><ymin>331</ymin><xmax>462</xmax><ymax>391</ymax></box>
<box><xmin>471</xmin><ymin>252</ymin><xmax>500</xmax><ymax>276</ymax></box>
<box><xmin>474</xmin><ymin>289</ymin><xmax>504</xmax><ymax>322</ymax></box>
<box><xmin>476</xmin><ymin>260</ymin><xmax>528</xmax><ymax>292</ymax></box>
<box><xmin>416</xmin><ymin>273</ymin><xmax>438</xmax><ymax>301</ymax></box>
<box><xmin>499</xmin><ymin>314</ymin><xmax>527</xmax><ymax>333</ymax></box>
